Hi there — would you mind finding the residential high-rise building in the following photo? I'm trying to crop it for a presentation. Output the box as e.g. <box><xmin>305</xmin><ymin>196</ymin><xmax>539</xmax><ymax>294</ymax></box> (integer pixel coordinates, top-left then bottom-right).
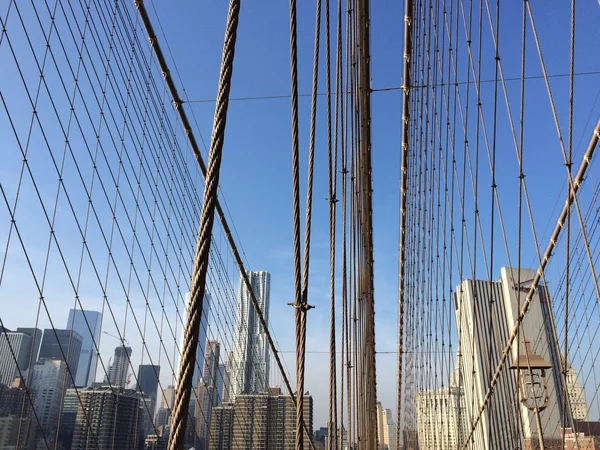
<box><xmin>0</xmin><ymin>331</ymin><xmax>32</xmax><ymax>386</ymax></box>
<box><xmin>15</xmin><ymin>328</ymin><xmax>42</xmax><ymax>369</ymax></box>
<box><xmin>59</xmin><ymin>388</ymin><xmax>80</xmax><ymax>449</ymax></box>
<box><xmin>66</xmin><ymin>309</ymin><xmax>102</xmax><ymax>387</ymax></box>
<box><xmin>106</xmin><ymin>346</ymin><xmax>132</xmax><ymax>388</ymax></box>
<box><xmin>71</xmin><ymin>386</ymin><xmax>141</xmax><ymax>450</ymax></box>
<box><xmin>208</xmin><ymin>404</ymin><xmax>234</xmax><ymax>450</ymax></box>
<box><xmin>376</xmin><ymin>403</ymin><xmax>396</xmax><ymax>450</ymax></box>
<box><xmin>454</xmin><ymin>267</ymin><xmax>564</xmax><ymax>449</ymax></box>
<box><xmin>228</xmin><ymin>387</ymin><xmax>313</xmax><ymax>450</ymax></box>
<box><xmin>0</xmin><ymin>416</ymin><xmax>36</xmax><ymax>449</ymax></box>
<box><xmin>204</xmin><ymin>340</ymin><xmax>221</xmax><ymax>389</ymax></box>
<box><xmin>229</xmin><ymin>271</ymin><xmax>271</xmax><ymax>401</ymax></box>
<box><xmin>177</xmin><ymin>292</ymin><xmax>211</xmax><ymax>389</ymax></box>
<box><xmin>38</xmin><ymin>329</ymin><xmax>83</xmax><ymax>387</ymax></box>
<box><xmin>416</xmin><ymin>387</ymin><xmax>466</xmax><ymax>450</ymax></box>
<box><xmin>29</xmin><ymin>358</ymin><xmax>67</xmax><ymax>438</ymax></box>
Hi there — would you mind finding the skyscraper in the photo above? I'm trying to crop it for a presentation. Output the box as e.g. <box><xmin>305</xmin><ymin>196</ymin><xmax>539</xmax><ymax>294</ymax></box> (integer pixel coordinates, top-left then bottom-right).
<box><xmin>15</xmin><ymin>328</ymin><xmax>42</xmax><ymax>369</ymax></box>
<box><xmin>66</xmin><ymin>309</ymin><xmax>102</xmax><ymax>387</ymax></box>
<box><xmin>38</xmin><ymin>329</ymin><xmax>83</xmax><ymax>387</ymax></box>
<box><xmin>177</xmin><ymin>292</ymin><xmax>210</xmax><ymax>389</ymax></box>
<box><xmin>0</xmin><ymin>331</ymin><xmax>32</xmax><ymax>386</ymax></box>
<box><xmin>416</xmin><ymin>387</ymin><xmax>466</xmax><ymax>450</ymax></box>
<box><xmin>29</xmin><ymin>358</ymin><xmax>67</xmax><ymax>435</ymax></box>
<box><xmin>454</xmin><ymin>267</ymin><xmax>564</xmax><ymax>449</ymax></box>
<box><xmin>203</xmin><ymin>340</ymin><xmax>220</xmax><ymax>389</ymax></box>
<box><xmin>138</xmin><ymin>364</ymin><xmax>160</xmax><ymax>398</ymax></box>
<box><xmin>562</xmin><ymin>359</ymin><xmax>588</xmax><ymax>421</ymax></box>
<box><xmin>71</xmin><ymin>386</ymin><xmax>141</xmax><ymax>450</ymax></box>
<box><xmin>216</xmin><ymin>362</ymin><xmax>226</xmax><ymax>406</ymax></box>
<box><xmin>106</xmin><ymin>346</ymin><xmax>132</xmax><ymax>388</ymax></box>
<box><xmin>229</xmin><ymin>271</ymin><xmax>271</xmax><ymax>400</ymax></box>
<box><xmin>376</xmin><ymin>403</ymin><xmax>396</xmax><ymax>450</ymax></box>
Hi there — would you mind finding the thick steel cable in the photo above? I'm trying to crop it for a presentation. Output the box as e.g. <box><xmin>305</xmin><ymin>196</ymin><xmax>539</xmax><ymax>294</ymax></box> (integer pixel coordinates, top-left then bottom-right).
<box><xmin>164</xmin><ymin>0</ymin><xmax>240</xmax><ymax>447</ymax></box>
<box><xmin>325</xmin><ymin>0</ymin><xmax>340</xmax><ymax>446</ymax></box>
<box><xmin>461</xmin><ymin>118</ymin><xmax>600</xmax><ymax>450</ymax></box>
<box><xmin>293</xmin><ymin>0</ymin><xmax>322</xmax><ymax>447</ymax></box>
<box><xmin>396</xmin><ymin>0</ymin><xmax>412</xmax><ymax>447</ymax></box>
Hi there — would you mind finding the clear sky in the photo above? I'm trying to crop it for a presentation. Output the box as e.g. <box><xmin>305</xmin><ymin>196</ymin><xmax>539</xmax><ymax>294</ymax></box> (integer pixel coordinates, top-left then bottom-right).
<box><xmin>1</xmin><ymin>0</ymin><xmax>600</xmax><ymax>433</ymax></box>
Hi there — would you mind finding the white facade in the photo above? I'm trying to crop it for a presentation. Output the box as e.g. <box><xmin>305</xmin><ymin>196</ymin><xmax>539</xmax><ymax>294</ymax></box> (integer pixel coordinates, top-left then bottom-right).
<box><xmin>106</xmin><ymin>346</ymin><xmax>132</xmax><ymax>388</ymax></box>
<box><xmin>563</xmin><ymin>360</ymin><xmax>588</xmax><ymax>421</ymax></box>
<box><xmin>30</xmin><ymin>358</ymin><xmax>67</xmax><ymax>432</ymax></box>
<box><xmin>416</xmin><ymin>387</ymin><xmax>466</xmax><ymax>450</ymax></box>
<box><xmin>453</xmin><ymin>267</ymin><xmax>564</xmax><ymax>450</ymax></box>
<box><xmin>376</xmin><ymin>402</ymin><xmax>396</xmax><ymax>450</ymax></box>
<box><xmin>229</xmin><ymin>271</ymin><xmax>271</xmax><ymax>401</ymax></box>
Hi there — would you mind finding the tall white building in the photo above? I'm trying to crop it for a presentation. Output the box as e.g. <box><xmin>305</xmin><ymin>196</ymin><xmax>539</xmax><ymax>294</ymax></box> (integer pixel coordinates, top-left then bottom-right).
<box><xmin>106</xmin><ymin>346</ymin><xmax>132</xmax><ymax>388</ymax></box>
<box><xmin>376</xmin><ymin>402</ymin><xmax>396</xmax><ymax>450</ymax></box>
<box><xmin>66</xmin><ymin>309</ymin><xmax>102</xmax><ymax>387</ymax></box>
<box><xmin>30</xmin><ymin>358</ymin><xmax>67</xmax><ymax>433</ymax></box>
<box><xmin>0</xmin><ymin>331</ymin><xmax>33</xmax><ymax>386</ymax></box>
<box><xmin>416</xmin><ymin>387</ymin><xmax>466</xmax><ymax>450</ymax></box>
<box><xmin>562</xmin><ymin>358</ymin><xmax>588</xmax><ymax>421</ymax></box>
<box><xmin>229</xmin><ymin>271</ymin><xmax>271</xmax><ymax>401</ymax></box>
<box><xmin>454</xmin><ymin>267</ymin><xmax>564</xmax><ymax>449</ymax></box>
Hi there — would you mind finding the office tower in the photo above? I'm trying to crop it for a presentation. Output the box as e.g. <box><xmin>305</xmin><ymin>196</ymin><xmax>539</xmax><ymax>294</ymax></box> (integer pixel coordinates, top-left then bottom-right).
<box><xmin>194</xmin><ymin>382</ymin><xmax>215</xmax><ymax>450</ymax></box>
<box><xmin>29</xmin><ymin>358</ymin><xmax>67</xmax><ymax>436</ymax></box>
<box><xmin>66</xmin><ymin>309</ymin><xmax>102</xmax><ymax>387</ymax></box>
<box><xmin>562</xmin><ymin>358</ymin><xmax>588</xmax><ymax>421</ymax></box>
<box><xmin>229</xmin><ymin>387</ymin><xmax>313</xmax><ymax>450</ymax></box>
<box><xmin>454</xmin><ymin>267</ymin><xmax>564</xmax><ymax>449</ymax></box>
<box><xmin>59</xmin><ymin>388</ymin><xmax>80</xmax><ymax>449</ymax></box>
<box><xmin>204</xmin><ymin>340</ymin><xmax>221</xmax><ymax>389</ymax></box>
<box><xmin>140</xmin><ymin>392</ymin><xmax>157</xmax><ymax>439</ymax></box>
<box><xmin>138</xmin><ymin>364</ymin><xmax>160</xmax><ymax>398</ymax></box>
<box><xmin>216</xmin><ymin>363</ymin><xmax>226</xmax><ymax>406</ymax></box>
<box><xmin>222</xmin><ymin>353</ymin><xmax>233</xmax><ymax>404</ymax></box>
<box><xmin>15</xmin><ymin>328</ymin><xmax>42</xmax><ymax>369</ymax></box>
<box><xmin>0</xmin><ymin>331</ymin><xmax>32</xmax><ymax>386</ymax></box>
<box><xmin>229</xmin><ymin>271</ymin><xmax>271</xmax><ymax>401</ymax></box>
<box><xmin>71</xmin><ymin>386</ymin><xmax>141</xmax><ymax>450</ymax></box>
<box><xmin>0</xmin><ymin>416</ymin><xmax>36</xmax><ymax>449</ymax></box>
<box><xmin>376</xmin><ymin>403</ymin><xmax>396</xmax><ymax>450</ymax></box>
<box><xmin>416</xmin><ymin>387</ymin><xmax>466</xmax><ymax>450</ymax></box>
<box><xmin>178</xmin><ymin>292</ymin><xmax>211</xmax><ymax>389</ymax></box>
<box><xmin>0</xmin><ymin>377</ymin><xmax>33</xmax><ymax>416</ymax></box>
<box><xmin>160</xmin><ymin>385</ymin><xmax>175</xmax><ymax>410</ymax></box>
<box><xmin>106</xmin><ymin>345</ymin><xmax>132</xmax><ymax>388</ymax></box>
<box><xmin>155</xmin><ymin>407</ymin><xmax>170</xmax><ymax>434</ymax></box>
<box><xmin>38</xmin><ymin>329</ymin><xmax>83</xmax><ymax>387</ymax></box>
<box><xmin>208</xmin><ymin>404</ymin><xmax>234</xmax><ymax>450</ymax></box>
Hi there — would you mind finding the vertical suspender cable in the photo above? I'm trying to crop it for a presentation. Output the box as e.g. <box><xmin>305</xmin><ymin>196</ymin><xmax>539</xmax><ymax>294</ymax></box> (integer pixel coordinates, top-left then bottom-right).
<box><xmin>397</xmin><ymin>0</ymin><xmax>413</xmax><ymax>448</ymax></box>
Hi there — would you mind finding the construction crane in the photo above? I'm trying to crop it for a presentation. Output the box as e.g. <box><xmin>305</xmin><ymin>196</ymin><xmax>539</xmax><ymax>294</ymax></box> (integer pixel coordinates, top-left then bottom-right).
<box><xmin>103</xmin><ymin>331</ymin><xmax>129</xmax><ymax>347</ymax></box>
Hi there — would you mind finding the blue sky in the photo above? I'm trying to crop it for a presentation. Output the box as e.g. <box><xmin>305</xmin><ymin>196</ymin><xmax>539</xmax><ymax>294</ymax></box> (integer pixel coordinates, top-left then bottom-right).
<box><xmin>1</xmin><ymin>0</ymin><xmax>600</xmax><ymax>433</ymax></box>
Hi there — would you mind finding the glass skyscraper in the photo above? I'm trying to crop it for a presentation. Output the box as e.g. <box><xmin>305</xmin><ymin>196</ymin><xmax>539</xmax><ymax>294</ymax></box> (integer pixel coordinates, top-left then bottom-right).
<box><xmin>66</xmin><ymin>309</ymin><xmax>102</xmax><ymax>387</ymax></box>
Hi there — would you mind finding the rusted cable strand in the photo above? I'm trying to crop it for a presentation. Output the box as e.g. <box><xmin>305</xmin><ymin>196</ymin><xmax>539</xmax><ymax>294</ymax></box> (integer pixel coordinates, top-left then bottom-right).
<box><xmin>135</xmin><ymin>1</ymin><xmax>314</xmax><ymax>447</ymax></box>
<box><xmin>397</xmin><ymin>0</ymin><xmax>412</xmax><ymax>448</ymax></box>
<box><xmin>460</xmin><ymin>118</ymin><xmax>600</xmax><ymax>450</ymax></box>
<box><xmin>165</xmin><ymin>0</ymin><xmax>240</xmax><ymax>448</ymax></box>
